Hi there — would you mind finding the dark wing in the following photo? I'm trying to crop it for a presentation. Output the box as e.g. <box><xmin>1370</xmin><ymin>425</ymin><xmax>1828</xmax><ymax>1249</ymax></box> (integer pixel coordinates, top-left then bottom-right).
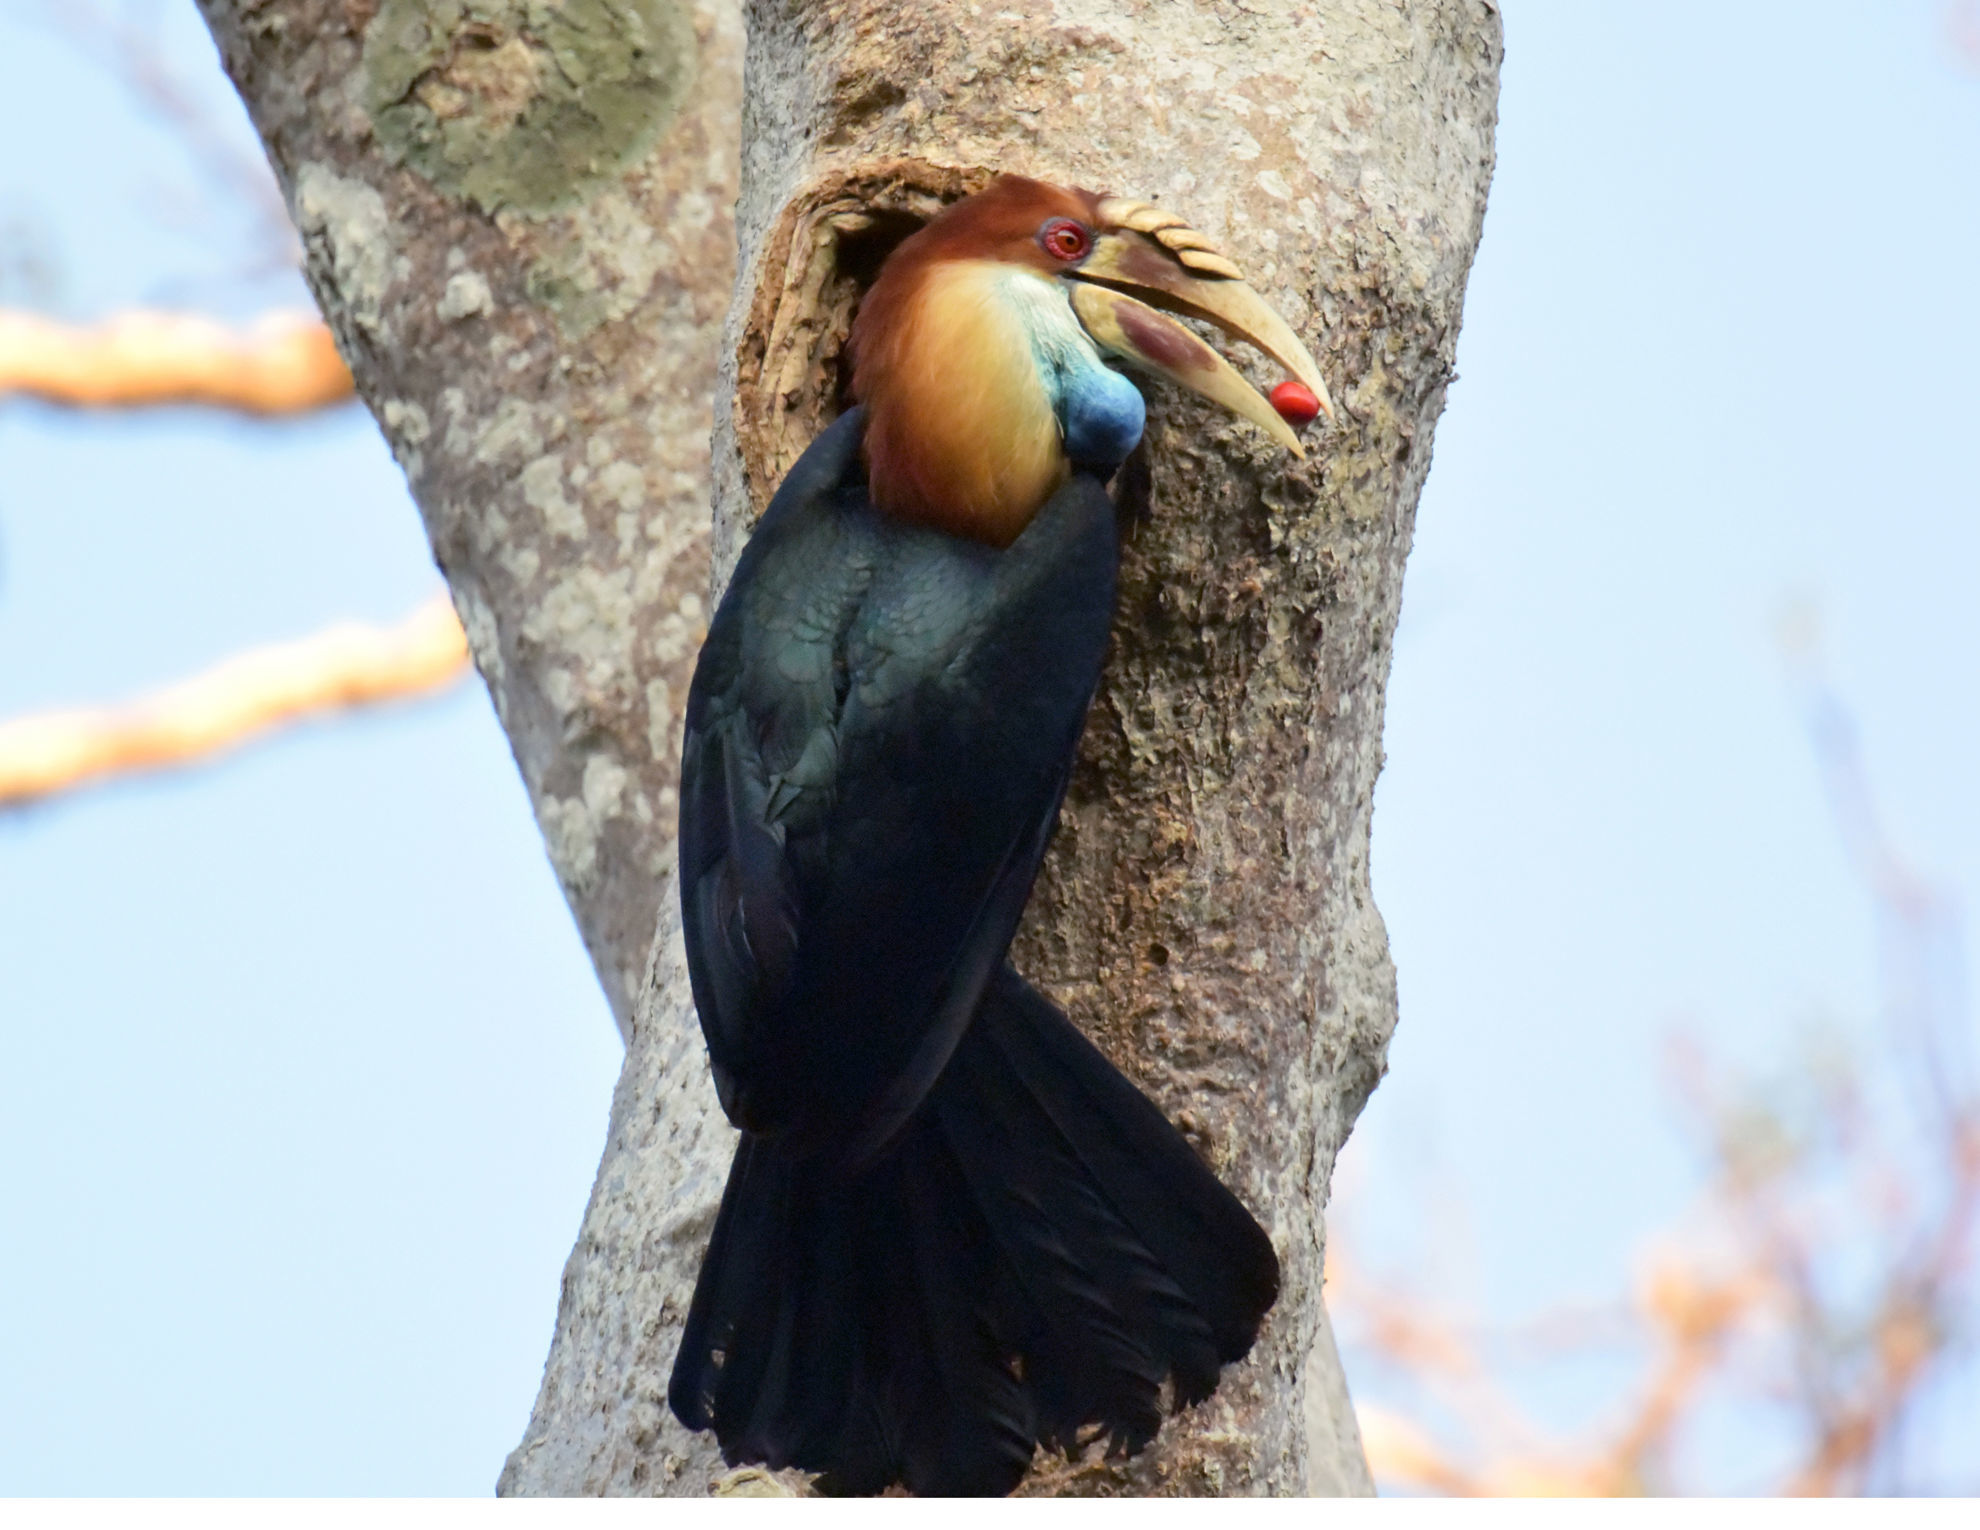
<box><xmin>679</xmin><ymin>410</ymin><xmax>869</xmax><ymax>1130</ymax></box>
<box><xmin>679</xmin><ymin>412</ymin><xmax>1120</xmax><ymax>1157</ymax></box>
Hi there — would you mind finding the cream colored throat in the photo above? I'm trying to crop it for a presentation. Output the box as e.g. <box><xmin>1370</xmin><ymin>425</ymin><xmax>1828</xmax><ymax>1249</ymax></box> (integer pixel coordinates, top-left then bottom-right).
<box><xmin>871</xmin><ymin>262</ymin><xmax>1070</xmax><ymax>545</ymax></box>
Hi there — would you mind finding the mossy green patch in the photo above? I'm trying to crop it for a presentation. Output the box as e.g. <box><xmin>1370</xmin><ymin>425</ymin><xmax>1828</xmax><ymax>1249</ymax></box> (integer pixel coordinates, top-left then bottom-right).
<box><xmin>363</xmin><ymin>0</ymin><xmax>696</xmax><ymax>216</ymax></box>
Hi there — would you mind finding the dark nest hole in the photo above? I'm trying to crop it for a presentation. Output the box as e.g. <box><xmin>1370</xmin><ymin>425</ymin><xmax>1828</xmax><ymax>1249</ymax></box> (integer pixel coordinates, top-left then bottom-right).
<box><xmin>825</xmin><ymin>206</ymin><xmax>929</xmax><ymax>412</ymax></box>
<box><xmin>833</xmin><ymin>206</ymin><xmax>928</xmax><ymax>290</ymax></box>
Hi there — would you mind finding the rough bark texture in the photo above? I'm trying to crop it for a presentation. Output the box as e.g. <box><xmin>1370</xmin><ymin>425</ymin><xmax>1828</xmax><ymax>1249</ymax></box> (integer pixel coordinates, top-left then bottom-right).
<box><xmin>200</xmin><ymin>0</ymin><xmax>1500</xmax><ymax>1499</ymax></box>
<box><xmin>503</xmin><ymin>0</ymin><xmax>1501</xmax><ymax>1499</ymax></box>
<box><xmin>196</xmin><ymin>0</ymin><xmax>743</xmax><ymax>1034</ymax></box>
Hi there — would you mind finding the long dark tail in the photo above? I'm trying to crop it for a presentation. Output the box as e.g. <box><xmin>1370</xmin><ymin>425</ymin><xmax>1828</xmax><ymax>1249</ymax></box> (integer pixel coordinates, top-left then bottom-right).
<box><xmin>668</xmin><ymin>967</ymin><xmax>1279</xmax><ymax>1496</ymax></box>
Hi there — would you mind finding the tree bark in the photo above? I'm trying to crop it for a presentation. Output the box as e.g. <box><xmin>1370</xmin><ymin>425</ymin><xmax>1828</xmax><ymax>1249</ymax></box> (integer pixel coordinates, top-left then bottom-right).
<box><xmin>199</xmin><ymin>0</ymin><xmax>1500</xmax><ymax>1497</ymax></box>
<box><xmin>196</xmin><ymin>0</ymin><xmax>743</xmax><ymax>1035</ymax></box>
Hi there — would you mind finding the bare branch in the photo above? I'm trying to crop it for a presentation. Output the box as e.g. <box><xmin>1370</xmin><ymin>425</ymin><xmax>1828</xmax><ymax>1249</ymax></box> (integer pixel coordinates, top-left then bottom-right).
<box><xmin>0</xmin><ymin>593</ymin><xmax>468</xmax><ymax>809</ymax></box>
<box><xmin>0</xmin><ymin>308</ymin><xmax>352</xmax><ymax>414</ymax></box>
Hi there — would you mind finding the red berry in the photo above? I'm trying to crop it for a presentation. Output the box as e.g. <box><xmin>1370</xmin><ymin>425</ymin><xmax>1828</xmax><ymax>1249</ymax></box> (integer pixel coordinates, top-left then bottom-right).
<box><xmin>1270</xmin><ymin>379</ymin><xmax>1321</xmax><ymax>428</ymax></box>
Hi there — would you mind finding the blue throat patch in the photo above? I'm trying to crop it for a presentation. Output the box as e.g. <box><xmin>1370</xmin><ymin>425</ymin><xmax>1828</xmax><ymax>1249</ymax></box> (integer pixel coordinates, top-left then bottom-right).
<box><xmin>1006</xmin><ymin>273</ymin><xmax>1149</xmax><ymax>472</ymax></box>
<box><xmin>1058</xmin><ymin>365</ymin><xmax>1146</xmax><ymax>471</ymax></box>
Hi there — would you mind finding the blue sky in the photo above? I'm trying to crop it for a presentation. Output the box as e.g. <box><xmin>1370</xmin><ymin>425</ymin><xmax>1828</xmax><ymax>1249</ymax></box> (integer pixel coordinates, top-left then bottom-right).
<box><xmin>0</xmin><ymin>0</ymin><xmax>1974</xmax><ymax>1495</ymax></box>
<box><xmin>1347</xmin><ymin>0</ymin><xmax>1980</xmax><ymax>1488</ymax></box>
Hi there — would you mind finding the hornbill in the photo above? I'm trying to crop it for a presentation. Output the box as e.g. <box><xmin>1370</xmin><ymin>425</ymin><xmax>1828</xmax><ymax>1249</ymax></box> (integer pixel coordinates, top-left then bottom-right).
<box><xmin>669</xmin><ymin>175</ymin><xmax>1332</xmax><ymax>1495</ymax></box>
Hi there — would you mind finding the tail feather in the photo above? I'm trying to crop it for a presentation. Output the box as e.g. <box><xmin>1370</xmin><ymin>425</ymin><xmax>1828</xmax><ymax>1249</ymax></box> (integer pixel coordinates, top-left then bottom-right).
<box><xmin>783</xmin><ymin>1191</ymin><xmax>864</xmax><ymax>1464</ymax></box>
<box><xmin>669</xmin><ymin>966</ymin><xmax>1279</xmax><ymax>1495</ymax></box>
<box><xmin>979</xmin><ymin>969</ymin><xmax>1280</xmax><ymax>1362</ymax></box>
<box><xmin>933</xmin><ymin>1032</ymin><xmax>1171</xmax><ymax>1449</ymax></box>
<box><xmin>890</xmin><ymin>1129</ymin><xmax>1037</xmax><ymax>1494</ymax></box>
<box><xmin>671</xmin><ymin>1141</ymin><xmax>862</xmax><ymax>1474</ymax></box>
<box><xmin>729</xmin><ymin>1175</ymin><xmax>853</xmax><ymax>1469</ymax></box>
<box><xmin>706</xmin><ymin>1153</ymin><xmax>801</xmax><ymax>1447</ymax></box>
<box><xmin>669</xmin><ymin>1134</ymin><xmax>780</xmax><ymax>1432</ymax></box>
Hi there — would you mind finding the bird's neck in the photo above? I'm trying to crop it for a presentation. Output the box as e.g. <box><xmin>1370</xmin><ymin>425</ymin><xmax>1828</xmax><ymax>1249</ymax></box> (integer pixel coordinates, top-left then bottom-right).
<box><xmin>859</xmin><ymin>262</ymin><xmax>1077</xmax><ymax>548</ymax></box>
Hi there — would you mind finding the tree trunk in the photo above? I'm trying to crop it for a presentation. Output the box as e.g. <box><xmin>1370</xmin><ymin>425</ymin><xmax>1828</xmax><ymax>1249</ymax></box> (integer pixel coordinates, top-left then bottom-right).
<box><xmin>196</xmin><ymin>0</ymin><xmax>743</xmax><ymax>1036</ymax></box>
<box><xmin>199</xmin><ymin>0</ymin><xmax>1500</xmax><ymax>1497</ymax></box>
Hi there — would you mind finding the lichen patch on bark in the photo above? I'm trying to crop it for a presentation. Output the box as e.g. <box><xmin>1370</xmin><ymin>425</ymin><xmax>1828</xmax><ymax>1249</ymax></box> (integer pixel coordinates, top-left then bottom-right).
<box><xmin>293</xmin><ymin>163</ymin><xmax>399</xmax><ymax>340</ymax></box>
<box><xmin>525</xmin><ymin>187</ymin><xmax>685</xmax><ymax>339</ymax></box>
<box><xmin>363</xmin><ymin>0</ymin><xmax>697</xmax><ymax>215</ymax></box>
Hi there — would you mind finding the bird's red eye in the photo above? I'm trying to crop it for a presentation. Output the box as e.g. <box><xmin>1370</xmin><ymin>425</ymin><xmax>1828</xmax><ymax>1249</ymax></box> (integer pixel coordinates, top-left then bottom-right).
<box><xmin>1038</xmin><ymin>218</ymin><xmax>1090</xmax><ymax>262</ymax></box>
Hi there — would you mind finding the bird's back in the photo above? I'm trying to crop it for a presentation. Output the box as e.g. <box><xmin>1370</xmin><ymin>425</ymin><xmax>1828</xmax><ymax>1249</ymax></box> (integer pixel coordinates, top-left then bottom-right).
<box><xmin>679</xmin><ymin>408</ymin><xmax>1119</xmax><ymax>1156</ymax></box>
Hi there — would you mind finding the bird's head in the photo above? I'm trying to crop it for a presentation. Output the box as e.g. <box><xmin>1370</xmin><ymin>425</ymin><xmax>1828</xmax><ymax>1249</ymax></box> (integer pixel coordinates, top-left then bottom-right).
<box><xmin>849</xmin><ymin>174</ymin><xmax>1332</xmax><ymax>546</ymax></box>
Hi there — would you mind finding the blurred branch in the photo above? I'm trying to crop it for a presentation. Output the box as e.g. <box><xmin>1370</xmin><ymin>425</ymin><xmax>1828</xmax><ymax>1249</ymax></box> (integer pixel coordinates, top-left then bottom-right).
<box><xmin>1953</xmin><ymin>1</ymin><xmax>1980</xmax><ymax>71</ymax></box>
<box><xmin>1355</xmin><ymin>1404</ymin><xmax>1489</xmax><ymax>1496</ymax></box>
<box><xmin>1333</xmin><ymin>1235</ymin><xmax>1767</xmax><ymax>1496</ymax></box>
<box><xmin>0</xmin><ymin>594</ymin><xmax>470</xmax><ymax>809</ymax></box>
<box><xmin>1335</xmin><ymin>641</ymin><xmax>1980</xmax><ymax>1496</ymax></box>
<box><xmin>0</xmin><ymin>309</ymin><xmax>351</xmax><ymax>414</ymax></box>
